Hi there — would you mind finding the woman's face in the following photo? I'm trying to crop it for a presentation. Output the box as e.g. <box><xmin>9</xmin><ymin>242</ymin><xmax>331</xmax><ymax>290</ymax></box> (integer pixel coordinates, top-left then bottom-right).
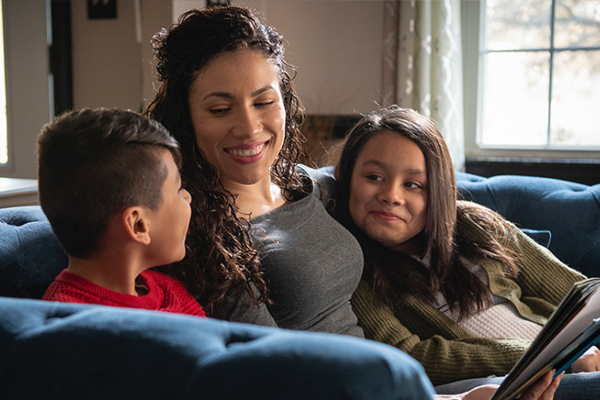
<box><xmin>348</xmin><ymin>130</ymin><xmax>428</xmax><ymax>253</ymax></box>
<box><xmin>188</xmin><ymin>49</ymin><xmax>286</xmax><ymax>188</ymax></box>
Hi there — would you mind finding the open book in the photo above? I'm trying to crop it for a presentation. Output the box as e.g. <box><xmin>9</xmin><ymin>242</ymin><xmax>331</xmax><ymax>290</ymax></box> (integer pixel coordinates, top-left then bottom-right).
<box><xmin>491</xmin><ymin>277</ymin><xmax>600</xmax><ymax>400</ymax></box>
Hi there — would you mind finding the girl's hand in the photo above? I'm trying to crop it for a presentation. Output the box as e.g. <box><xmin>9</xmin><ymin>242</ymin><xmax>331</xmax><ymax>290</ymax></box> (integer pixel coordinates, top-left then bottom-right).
<box><xmin>434</xmin><ymin>370</ymin><xmax>563</xmax><ymax>400</ymax></box>
<box><xmin>519</xmin><ymin>370</ymin><xmax>563</xmax><ymax>400</ymax></box>
<box><xmin>572</xmin><ymin>346</ymin><xmax>600</xmax><ymax>372</ymax></box>
<box><xmin>434</xmin><ymin>385</ymin><xmax>498</xmax><ymax>400</ymax></box>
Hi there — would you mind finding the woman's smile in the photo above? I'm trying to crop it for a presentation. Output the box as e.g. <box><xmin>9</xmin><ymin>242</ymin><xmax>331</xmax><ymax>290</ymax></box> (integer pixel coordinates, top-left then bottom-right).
<box><xmin>224</xmin><ymin>141</ymin><xmax>267</xmax><ymax>164</ymax></box>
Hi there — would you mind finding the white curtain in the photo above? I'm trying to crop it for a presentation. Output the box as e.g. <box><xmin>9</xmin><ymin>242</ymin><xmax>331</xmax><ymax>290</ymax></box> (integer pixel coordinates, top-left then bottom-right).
<box><xmin>381</xmin><ymin>0</ymin><xmax>465</xmax><ymax>172</ymax></box>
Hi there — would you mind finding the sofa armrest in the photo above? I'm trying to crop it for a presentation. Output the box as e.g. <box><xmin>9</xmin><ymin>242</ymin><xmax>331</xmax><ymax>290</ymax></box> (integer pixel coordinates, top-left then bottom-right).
<box><xmin>0</xmin><ymin>206</ymin><xmax>67</xmax><ymax>298</ymax></box>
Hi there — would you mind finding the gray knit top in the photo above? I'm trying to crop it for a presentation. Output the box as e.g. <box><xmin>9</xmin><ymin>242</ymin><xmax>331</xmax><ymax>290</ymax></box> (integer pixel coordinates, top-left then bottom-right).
<box><xmin>213</xmin><ymin>166</ymin><xmax>364</xmax><ymax>338</ymax></box>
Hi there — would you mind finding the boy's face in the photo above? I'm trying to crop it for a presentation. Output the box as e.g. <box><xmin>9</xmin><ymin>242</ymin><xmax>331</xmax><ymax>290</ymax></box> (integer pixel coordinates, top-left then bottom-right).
<box><xmin>147</xmin><ymin>150</ymin><xmax>192</xmax><ymax>266</ymax></box>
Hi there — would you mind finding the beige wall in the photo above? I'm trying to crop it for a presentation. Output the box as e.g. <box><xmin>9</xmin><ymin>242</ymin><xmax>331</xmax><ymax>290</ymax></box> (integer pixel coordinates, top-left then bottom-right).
<box><xmin>0</xmin><ymin>0</ymin><xmax>385</xmax><ymax>178</ymax></box>
<box><xmin>72</xmin><ymin>0</ymin><xmax>172</xmax><ymax>111</ymax></box>
<box><xmin>71</xmin><ymin>0</ymin><xmax>384</xmax><ymax>115</ymax></box>
<box><xmin>141</xmin><ymin>0</ymin><xmax>175</xmax><ymax>108</ymax></box>
<box><xmin>236</xmin><ymin>0</ymin><xmax>384</xmax><ymax>115</ymax></box>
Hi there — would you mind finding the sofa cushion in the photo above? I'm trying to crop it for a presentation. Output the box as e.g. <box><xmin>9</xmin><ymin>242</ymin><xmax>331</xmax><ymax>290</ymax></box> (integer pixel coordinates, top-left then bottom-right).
<box><xmin>0</xmin><ymin>297</ymin><xmax>435</xmax><ymax>400</ymax></box>
<box><xmin>0</xmin><ymin>206</ymin><xmax>67</xmax><ymax>299</ymax></box>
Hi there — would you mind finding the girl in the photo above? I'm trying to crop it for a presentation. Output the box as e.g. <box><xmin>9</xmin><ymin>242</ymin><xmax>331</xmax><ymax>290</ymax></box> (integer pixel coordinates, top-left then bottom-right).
<box><xmin>332</xmin><ymin>105</ymin><xmax>600</xmax><ymax>397</ymax></box>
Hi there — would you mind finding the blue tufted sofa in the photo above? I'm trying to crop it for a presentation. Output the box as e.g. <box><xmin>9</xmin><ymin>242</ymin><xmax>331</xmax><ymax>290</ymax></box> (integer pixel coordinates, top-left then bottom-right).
<box><xmin>0</xmin><ymin>207</ymin><xmax>435</xmax><ymax>399</ymax></box>
<box><xmin>1</xmin><ymin>172</ymin><xmax>599</xmax><ymax>399</ymax></box>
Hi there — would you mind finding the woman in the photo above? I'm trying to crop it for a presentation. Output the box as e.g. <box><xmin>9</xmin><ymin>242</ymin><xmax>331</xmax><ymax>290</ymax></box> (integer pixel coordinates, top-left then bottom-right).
<box><xmin>145</xmin><ymin>6</ymin><xmax>363</xmax><ymax>337</ymax></box>
<box><xmin>331</xmin><ymin>105</ymin><xmax>600</xmax><ymax>397</ymax></box>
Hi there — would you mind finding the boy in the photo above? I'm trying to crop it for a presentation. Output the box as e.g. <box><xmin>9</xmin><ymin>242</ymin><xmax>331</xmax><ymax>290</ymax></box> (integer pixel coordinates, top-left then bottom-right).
<box><xmin>38</xmin><ymin>108</ymin><xmax>205</xmax><ymax>317</ymax></box>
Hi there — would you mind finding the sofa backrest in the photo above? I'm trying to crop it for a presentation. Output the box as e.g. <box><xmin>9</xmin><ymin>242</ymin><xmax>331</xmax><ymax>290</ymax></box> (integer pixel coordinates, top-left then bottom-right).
<box><xmin>2</xmin><ymin>170</ymin><xmax>600</xmax><ymax>300</ymax></box>
<box><xmin>0</xmin><ymin>206</ymin><xmax>67</xmax><ymax>299</ymax></box>
<box><xmin>456</xmin><ymin>172</ymin><xmax>600</xmax><ymax>277</ymax></box>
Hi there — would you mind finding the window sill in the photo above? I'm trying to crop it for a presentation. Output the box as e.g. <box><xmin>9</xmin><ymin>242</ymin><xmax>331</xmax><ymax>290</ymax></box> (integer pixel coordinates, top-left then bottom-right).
<box><xmin>464</xmin><ymin>158</ymin><xmax>600</xmax><ymax>186</ymax></box>
<box><xmin>0</xmin><ymin>178</ymin><xmax>39</xmax><ymax>208</ymax></box>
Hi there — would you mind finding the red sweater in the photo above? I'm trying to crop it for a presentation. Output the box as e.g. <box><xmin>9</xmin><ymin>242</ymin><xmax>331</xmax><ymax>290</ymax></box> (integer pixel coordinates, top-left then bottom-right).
<box><xmin>42</xmin><ymin>269</ymin><xmax>206</xmax><ymax>317</ymax></box>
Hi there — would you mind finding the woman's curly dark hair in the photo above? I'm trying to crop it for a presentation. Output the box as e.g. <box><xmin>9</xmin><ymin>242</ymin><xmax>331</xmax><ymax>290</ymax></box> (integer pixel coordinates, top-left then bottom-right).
<box><xmin>144</xmin><ymin>6</ymin><xmax>308</xmax><ymax>313</ymax></box>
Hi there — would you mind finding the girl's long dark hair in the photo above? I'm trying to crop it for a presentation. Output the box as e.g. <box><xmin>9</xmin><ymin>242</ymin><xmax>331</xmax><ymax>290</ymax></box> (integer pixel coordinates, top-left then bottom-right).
<box><xmin>332</xmin><ymin>106</ymin><xmax>519</xmax><ymax>320</ymax></box>
<box><xmin>144</xmin><ymin>6</ymin><xmax>308</xmax><ymax>313</ymax></box>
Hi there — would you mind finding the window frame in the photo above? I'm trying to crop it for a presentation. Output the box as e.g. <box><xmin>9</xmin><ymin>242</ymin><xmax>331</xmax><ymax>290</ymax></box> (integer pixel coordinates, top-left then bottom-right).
<box><xmin>461</xmin><ymin>0</ymin><xmax>600</xmax><ymax>161</ymax></box>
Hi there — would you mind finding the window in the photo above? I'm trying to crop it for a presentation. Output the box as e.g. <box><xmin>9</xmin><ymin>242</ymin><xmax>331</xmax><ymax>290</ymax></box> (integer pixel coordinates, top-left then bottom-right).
<box><xmin>0</xmin><ymin>0</ymin><xmax>7</xmax><ymax>165</ymax></box>
<box><xmin>0</xmin><ymin>0</ymin><xmax>51</xmax><ymax>178</ymax></box>
<box><xmin>463</xmin><ymin>0</ymin><xmax>600</xmax><ymax>158</ymax></box>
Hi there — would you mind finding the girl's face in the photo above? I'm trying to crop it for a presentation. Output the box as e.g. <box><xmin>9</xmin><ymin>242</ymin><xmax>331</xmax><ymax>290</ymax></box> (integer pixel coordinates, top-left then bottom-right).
<box><xmin>348</xmin><ymin>130</ymin><xmax>428</xmax><ymax>253</ymax></box>
<box><xmin>188</xmin><ymin>49</ymin><xmax>286</xmax><ymax>189</ymax></box>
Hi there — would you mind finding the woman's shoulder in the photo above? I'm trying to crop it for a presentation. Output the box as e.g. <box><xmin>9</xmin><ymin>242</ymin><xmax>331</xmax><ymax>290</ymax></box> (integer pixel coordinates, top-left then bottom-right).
<box><xmin>295</xmin><ymin>164</ymin><xmax>335</xmax><ymax>183</ymax></box>
<box><xmin>295</xmin><ymin>164</ymin><xmax>337</xmax><ymax>200</ymax></box>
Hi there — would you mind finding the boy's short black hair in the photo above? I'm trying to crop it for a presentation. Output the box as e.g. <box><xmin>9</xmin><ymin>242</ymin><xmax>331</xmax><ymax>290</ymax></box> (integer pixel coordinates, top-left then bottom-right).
<box><xmin>37</xmin><ymin>108</ymin><xmax>181</xmax><ymax>259</ymax></box>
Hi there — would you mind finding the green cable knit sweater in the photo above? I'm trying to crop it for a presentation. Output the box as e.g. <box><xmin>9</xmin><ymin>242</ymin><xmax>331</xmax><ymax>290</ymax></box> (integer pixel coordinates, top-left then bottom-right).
<box><xmin>351</xmin><ymin>201</ymin><xmax>586</xmax><ymax>386</ymax></box>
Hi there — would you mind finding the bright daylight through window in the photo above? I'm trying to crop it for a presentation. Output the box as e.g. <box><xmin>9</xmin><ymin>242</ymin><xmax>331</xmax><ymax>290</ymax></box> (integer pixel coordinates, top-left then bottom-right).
<box><xmin>480</xmin><ymin>0</ymin><xmax>600</xmax><ymax>148</ymax></box>
<box><xmin>0</xmin><ymin>0</ymin><xmax>7</xmax><ymax>164</ymax></box>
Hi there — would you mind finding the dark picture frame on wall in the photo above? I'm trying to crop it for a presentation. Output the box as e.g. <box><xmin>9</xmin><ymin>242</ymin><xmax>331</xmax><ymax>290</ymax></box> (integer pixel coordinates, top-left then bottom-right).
<box><xmin>87</xmin><ymin>0</ymin><xmax>117</xmax><ymax>20</ymax></box>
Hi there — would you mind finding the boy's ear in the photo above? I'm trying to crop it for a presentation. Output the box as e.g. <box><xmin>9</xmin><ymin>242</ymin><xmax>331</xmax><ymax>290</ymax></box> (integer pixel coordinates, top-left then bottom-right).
<box><xmin>122</xmin><ymin>207</ymin><xmax>151</xmax><ymax>245</ymax></box>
